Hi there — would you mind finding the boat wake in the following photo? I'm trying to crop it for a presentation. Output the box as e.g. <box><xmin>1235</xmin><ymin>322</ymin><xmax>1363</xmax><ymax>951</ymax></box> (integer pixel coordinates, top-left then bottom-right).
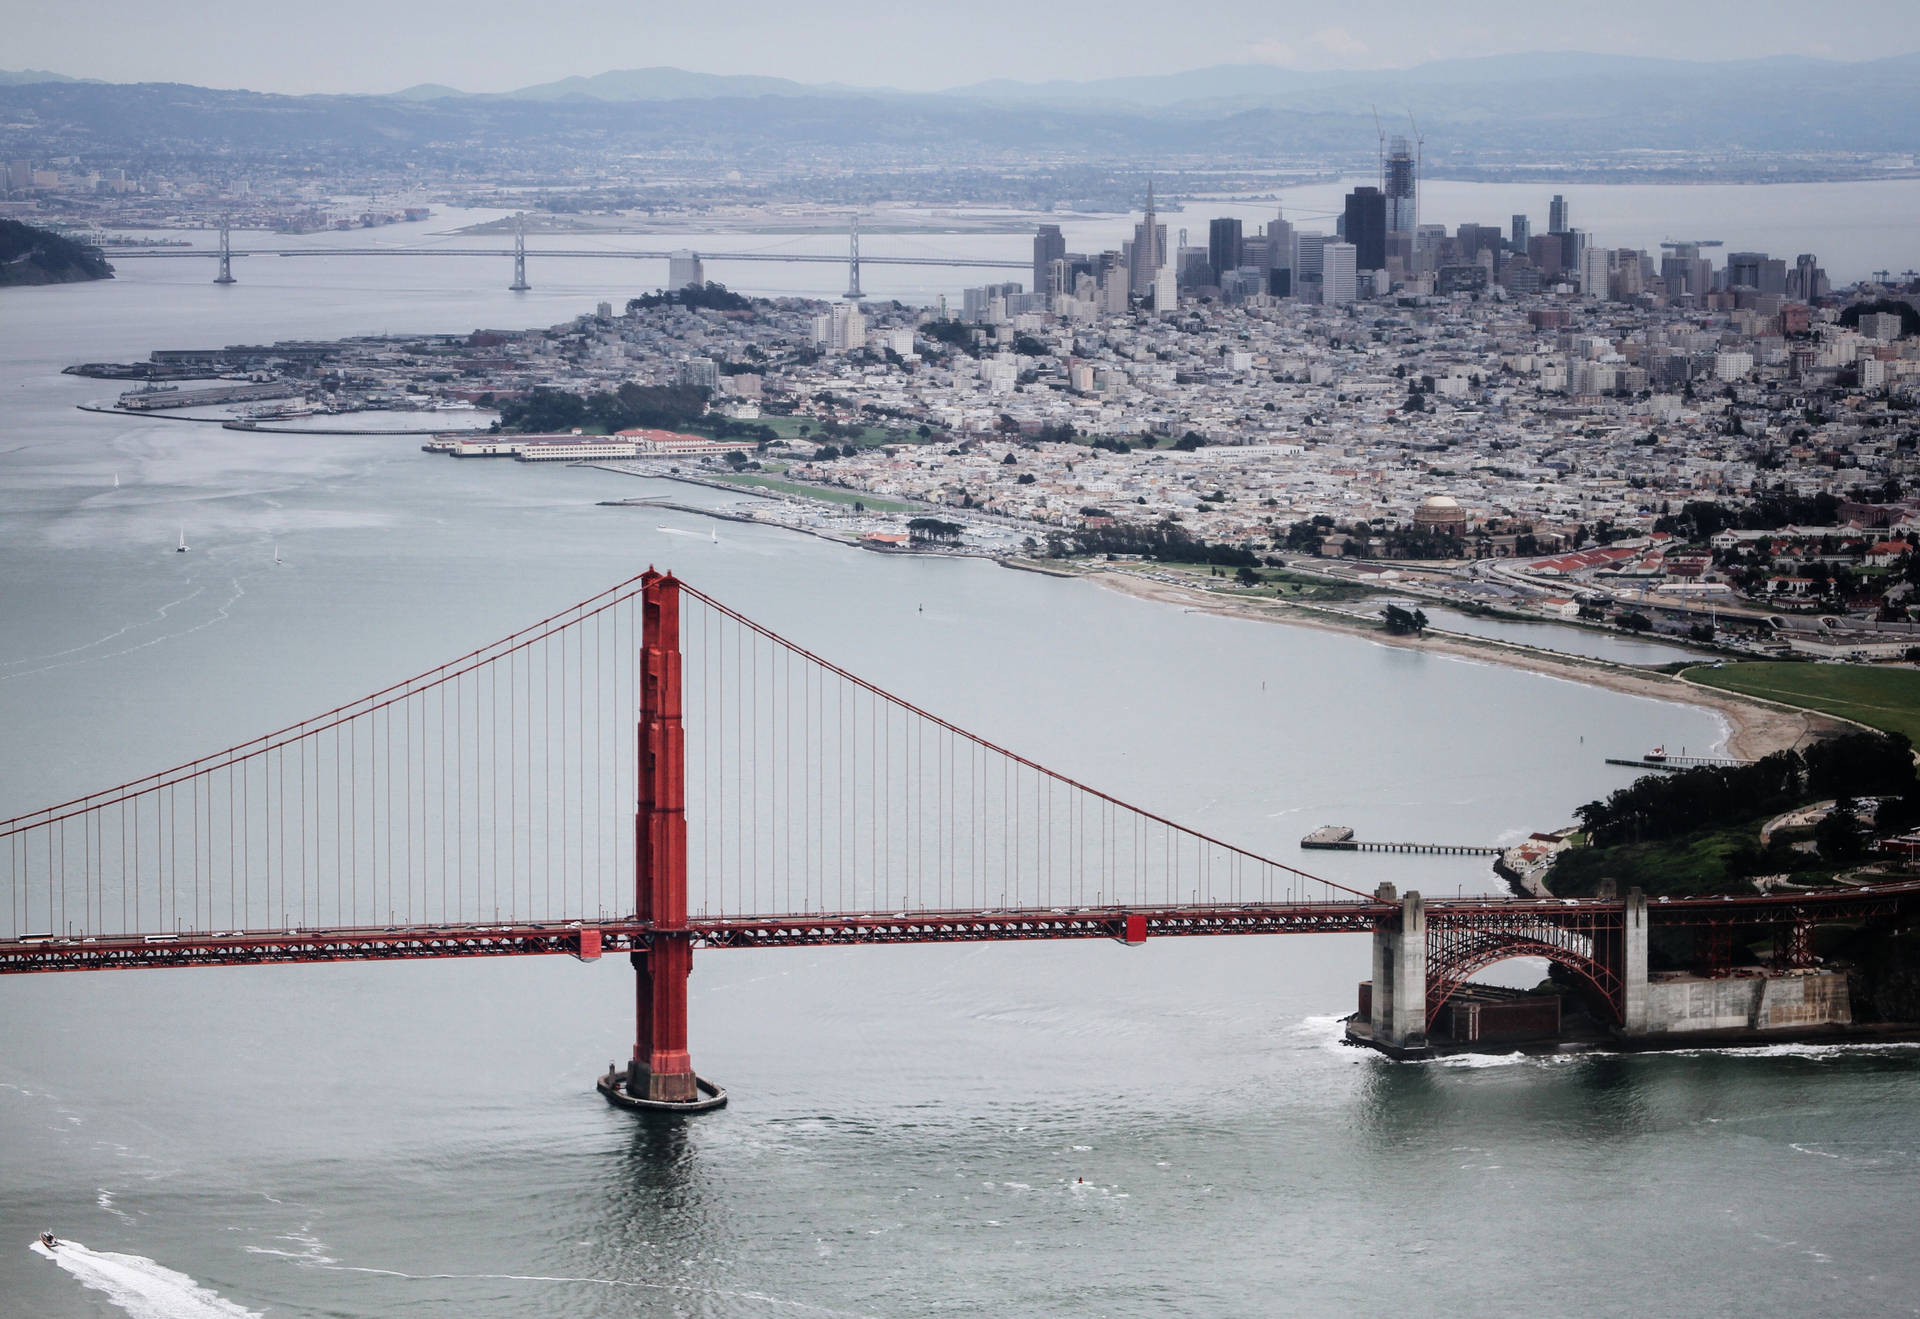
<box><xmin>30</xmin><ymin>1237</ymin><xmax>261</xmax><ymax>1318</ymax></box>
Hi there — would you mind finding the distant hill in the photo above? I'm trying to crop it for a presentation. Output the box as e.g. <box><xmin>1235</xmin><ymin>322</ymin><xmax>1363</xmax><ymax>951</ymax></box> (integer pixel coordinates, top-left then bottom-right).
<box><xmin>0</xmin><ymin>68</ymin><xmax>102</xmax><ymax>87</ymax></box>
<box><xmin>3</xmin><ymin>50</ymin><xmax>1918</xmax><ymax>168</ymax></box>
<box><xmin>505</xmin><ymin>67</ymin><xmax>834</xmax><ymax>101</ymax></box>
<box><xmin>0</xmin><ymin>220</ymin><xmax>113</xmax><ymax>287</ymax></box>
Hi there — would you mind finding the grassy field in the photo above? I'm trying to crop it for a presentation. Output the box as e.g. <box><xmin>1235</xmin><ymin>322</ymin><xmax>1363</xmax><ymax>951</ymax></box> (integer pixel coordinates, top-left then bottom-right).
<box><xmin>703</xmin><ymin>471</ymin><xmax>916</xmax><ymax>513</ymax></box>
<box><xmin>1148</xmin><ymin>562</ymin><xmax>1378</xmax><ymax>603</ymax></box>
<box><xmin>1683</xmin><ymin>662</ymin><xmax>1920</xmax><ymax>743</ymax></box>
<box><xmin>756</xmin><ymin>416</ymin><xmax>910</xmax><ymax>448</ymax></box>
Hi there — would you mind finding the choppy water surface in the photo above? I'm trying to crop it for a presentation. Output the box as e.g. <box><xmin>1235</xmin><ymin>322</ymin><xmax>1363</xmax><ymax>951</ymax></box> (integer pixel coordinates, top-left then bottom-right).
<box><xmin>2</xmin><ymin>245</ymin><xmax>1916</xmax><ymax>1318</ymax></box>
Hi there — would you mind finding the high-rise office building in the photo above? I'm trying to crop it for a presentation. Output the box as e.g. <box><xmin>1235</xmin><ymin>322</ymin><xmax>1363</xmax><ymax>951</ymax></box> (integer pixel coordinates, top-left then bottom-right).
<box><xmin>1725</xmin><ymin>252</ymin><xmax>1786</xmax><ymax>295</ymax></box>
<box><xmin>1384</xmin><ymin>136</ymin><xmax>1417</xmax><ymax>234</ymax></box>
<box><xmin>1548</xmin><ymin>195</ymin><xmax>1569</xmax><ymax>234</ymax></box>
<box><xmin>1580</xmin><ymin>246</ymin><xmax>1611</xmax><ymax>299</ymax></box>
<box><xmin>1511</xmin><ymin>214</ymin><xmax>1531</xmax><ymax>251</ymax></box>
<box><xmin>1268</xmin><ymin>211</ymin><xmax>1294</xmax><ymax>283</ymax></box>
<box><xmin>1343</xmin><ymin>187</ymin><xmax>1387</xmax><ymax>271</ymax></box>
<box><xmin>1131</xmin><ymin>182</ymin><xmax>1167</xmax><ymax>295</ymax></box>
<box><xmin>1324</xmin><ymin>242</ymin><xmax>1358</xmax><ymax>306</ymax></box>
<box><xmin>1528</xmin><ymin>234</ymin><xmax>1564</xmax><ymax>277</ymax></box>
<box><xmin>1787</xmin><ymin>253</ymin><xmax>1828</xmax><ymax>301</ymax></box>
<box><xmin>1294</xmin><ymin>232</ymin><xmax>1327</xmax><ymax>301</ymax></box>
<box><xmin>1033</xmin><ymin>225</ymin><xmax>1065</xmax><ymax>299</ymax></box>
<box><xmin>1726</xmin><ymin>251</ymin><xmax>1765</xmax><ymax>289</ymax></box>
<box><xmin>1207</xmin><ymin>217</ymin><xmax>1243</xmax><ymax>285</ymax></box>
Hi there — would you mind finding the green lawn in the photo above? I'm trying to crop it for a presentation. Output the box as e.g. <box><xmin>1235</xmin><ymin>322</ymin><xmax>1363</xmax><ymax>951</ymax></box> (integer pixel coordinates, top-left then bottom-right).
<box><xmin>755</xmin><ymin>417</ymin><xmax>911</xmax><ymax>448</ymax></box>
<box><xmin>1683</xmin><ymin>662</ymin><xmax>1920</xmax><ymax>743</ymax></box>
<box><xmin>704</xmin><ymin>471</ymin><xmax>916</xmax><ymax>513</ymax></box>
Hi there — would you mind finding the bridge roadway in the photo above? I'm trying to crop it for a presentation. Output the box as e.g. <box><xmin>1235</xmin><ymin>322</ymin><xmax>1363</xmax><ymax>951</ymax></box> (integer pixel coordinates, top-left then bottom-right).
<box><xmin>105</xmin><ymin>248</ymin><xmax>1029</xmax><ymax>270</ymax></box>
<box><xmin>5</xmin><ymin>882</ymin><xmax>1916</xmax><ymax>974</ymax></box>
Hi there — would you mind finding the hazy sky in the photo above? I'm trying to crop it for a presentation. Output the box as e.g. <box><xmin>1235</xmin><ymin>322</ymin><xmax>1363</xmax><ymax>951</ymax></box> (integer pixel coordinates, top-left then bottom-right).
<box><xmin>13</xmin><ymin>0</ymin><xmax>1920</xmax><ymax>95</ymax></box>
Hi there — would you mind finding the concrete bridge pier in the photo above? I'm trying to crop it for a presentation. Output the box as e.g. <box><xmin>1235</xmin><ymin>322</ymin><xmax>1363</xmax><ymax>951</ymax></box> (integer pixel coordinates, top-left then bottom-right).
<box><xmin>1370</xmin><ymin>884</ymin><xmax>1429</xmax><ymax>1051</ymax></box>
<box><xmin>1621</xmin><ymin>887</ymin><xmax>1649</xmax><ymax>1033</ymax></box>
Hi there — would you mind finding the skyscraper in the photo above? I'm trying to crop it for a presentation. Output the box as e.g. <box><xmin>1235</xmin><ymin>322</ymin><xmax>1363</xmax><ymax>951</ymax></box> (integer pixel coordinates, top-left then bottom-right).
<box><xmin>1343</xmin><ymin>187</ymin><xmax>1387</xmax><ymax>271</ymax></box>
<box><xmin>1033</xmin><ymin>225</ymin><xmax>1065</xmax><ymax>299</ymax></box>
<box><xmin>1324</xmin><ymin>242</ymin><xmax>1358</xmax><ymax>306</ymax></box>
<box><xmin>1294</xmin><ymin>232</ymin><xmax>1327</xmax><ymax>301</ymax></box>
<box><xmin>1131</xmin><ymin>182</ymin><xmax>1167</xmax><ymax>295</ymax></box>
<box><xmin>1384</xmin><ymin>136</ymin><xmax>1417</xmax><ymax>234</ymax></box>
<box><xmin>1207</xmin><ymin>217</ymin><xmax>1243</xmax><ymax>285</ymax></box>
<box><xmin>1580</xmin><ymin>246</ymin><xmax>1611</xmax><ymax>299</ymax></box>
<box><xmin>1548</xmin><ymin>195</ymin><xmax>1569</xmax><ymax>234</ymax></box>
<box><xmin>1511</xmin><ymin>214</ymin><xmax>1531</xmax><ymax>251</ymax></box>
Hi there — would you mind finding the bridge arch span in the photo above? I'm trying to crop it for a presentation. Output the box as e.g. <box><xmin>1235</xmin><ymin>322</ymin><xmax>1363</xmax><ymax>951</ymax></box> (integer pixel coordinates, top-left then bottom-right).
<box><xmin>1425</xmin><ymin>926</ymin><xmax>1623</xmax><ymax>1032</ymax></box>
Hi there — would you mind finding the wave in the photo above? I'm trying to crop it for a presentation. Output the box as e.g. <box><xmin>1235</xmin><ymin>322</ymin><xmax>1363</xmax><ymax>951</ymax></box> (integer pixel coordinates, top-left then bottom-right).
<box><xmin>30</xmin><ymin>1238</ymin><xmax>261</xmax><ymax>1319</ymax></box>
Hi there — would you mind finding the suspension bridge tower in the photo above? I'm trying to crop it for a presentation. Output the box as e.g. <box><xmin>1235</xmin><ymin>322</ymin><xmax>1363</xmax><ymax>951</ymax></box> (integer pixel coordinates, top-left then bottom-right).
<box><xmin>598</xmin><ymin>571</ymin><xmax>725</xmax><ymax>1112</ymax></box>
<box><xmin>844</xmin><ymin>213</ymin><xmax>863</xmax><ymax>301</ymax></box>
<box><xmin>509</xmin><ymin>214</ymin><xmax>530</xmax><ymax>292</ymax></box>
<box><xmin>214</xmin><ymin>217</ymin><xmax>236</xmax><ymax>285</ymax></box>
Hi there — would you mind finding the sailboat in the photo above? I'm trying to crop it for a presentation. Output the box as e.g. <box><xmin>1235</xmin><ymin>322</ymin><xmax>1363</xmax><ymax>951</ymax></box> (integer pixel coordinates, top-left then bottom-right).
<box><xmin>113</xmin><ymin>472</ymin><xmax>120</xmax><ymax>489</ymax></box>
<box><xmin>175</xmin><ymin>527</ymin><xmax>189</xmax><ymax>553</ymax></box>
<box><xmin>711</xmin><ymin>527</ymin><xmax>718</xmax><ymax>544</ymax></box>
<box><xmin>273</xmin><ymin>543</ymin><xmax>282</xmax><ymax>565</ymax></box>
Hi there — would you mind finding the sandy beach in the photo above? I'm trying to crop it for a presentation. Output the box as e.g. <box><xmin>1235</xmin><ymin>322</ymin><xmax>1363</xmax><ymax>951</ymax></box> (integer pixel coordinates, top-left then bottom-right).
<box><xmin>1085</xmin><ymin>568</ymin><xmax>1847</xmax><ymax>762</ymax></box>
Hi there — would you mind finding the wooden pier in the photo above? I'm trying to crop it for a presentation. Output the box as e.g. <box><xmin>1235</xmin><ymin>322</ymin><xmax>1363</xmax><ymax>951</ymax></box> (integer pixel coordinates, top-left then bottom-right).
<box><xmin>1300</xmin><ymin>826</ymin><xmax>1501</xmax><ymax>857</ymax></box>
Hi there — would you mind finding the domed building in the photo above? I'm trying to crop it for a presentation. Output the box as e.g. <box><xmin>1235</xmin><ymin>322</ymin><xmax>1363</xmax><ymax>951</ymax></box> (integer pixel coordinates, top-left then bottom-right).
<box><xmin>1412</xmin><ymin>495</ymin><xmax>1469</xmax><ymax>539</ymax></box>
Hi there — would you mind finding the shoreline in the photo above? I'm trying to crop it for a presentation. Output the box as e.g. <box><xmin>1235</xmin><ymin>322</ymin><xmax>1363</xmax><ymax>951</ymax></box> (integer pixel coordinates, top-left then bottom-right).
<box><xmin>1077</xmin><ymin>567</ymin><xmax>1847</xmax><ymax>762</ymax></box>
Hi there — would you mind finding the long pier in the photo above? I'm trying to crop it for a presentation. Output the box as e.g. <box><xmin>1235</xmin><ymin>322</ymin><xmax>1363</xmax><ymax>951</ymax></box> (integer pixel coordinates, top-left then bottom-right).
<box><xmin>1300</xmin><ymin>826</ymin><xmax>1501</xmax><ymax>857</ymax></box>
<box><xmin>1606</xmin><ymin>754</ymin><xmax>1752</xmax><ymax>772</ymax></box>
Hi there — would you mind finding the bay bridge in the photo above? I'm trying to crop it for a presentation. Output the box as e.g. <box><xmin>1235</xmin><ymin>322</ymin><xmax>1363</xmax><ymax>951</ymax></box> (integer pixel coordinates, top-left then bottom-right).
<box><xmin>3</xmin><ymin>572</ymin><xmax>1911</xmax><ymax>1110</ymax></box>
<box><xmin>108</xmin><ymin>218</ymin><xmax>1027</xmax><ymax>295</ymax></box>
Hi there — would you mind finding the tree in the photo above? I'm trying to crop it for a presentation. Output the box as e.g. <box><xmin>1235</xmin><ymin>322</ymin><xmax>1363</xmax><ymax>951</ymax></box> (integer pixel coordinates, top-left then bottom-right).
<box><xmin>1173</xmin><ymin>431</ymin><xmax>1208</xmax><ymax>451</ymax></box>
<box><xmin>1814</xmin><ymin>800</ymin><xmax>1867</xmax><ymax>863</ymax></box>
<box><xmin>1382</xmin><ymin>605</ymin><xmax>1428</xmax><ymax>635</ymax></box>
<box><xmin>1234</xmin><ymin>566</ymin><xmax>1260</xmax><ymax>587</ymax></box>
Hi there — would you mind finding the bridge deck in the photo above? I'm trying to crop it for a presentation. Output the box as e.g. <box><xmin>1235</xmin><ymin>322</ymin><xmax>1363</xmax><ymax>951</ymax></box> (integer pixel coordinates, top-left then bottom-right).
<box><xmin>4</xmin><ymin>884</ymin><xmax>1912</xmax><ymax>973</ymax></box>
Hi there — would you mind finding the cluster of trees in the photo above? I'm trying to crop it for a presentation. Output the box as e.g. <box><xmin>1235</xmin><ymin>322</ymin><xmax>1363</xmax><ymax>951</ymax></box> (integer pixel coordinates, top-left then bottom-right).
<box><xmin>907</xmin><ymin>517</ymin><xmax>963</xmax><ymax>544</ymax></box>
<box><xmin>1382</xmin><ymin>605</ymin><xmax>1429</xmax><ymax>635</ymax></box>
<box><xmin>496</xmin><ymin>382</ymin><xmax>777</xmax><ymax>448</ymax></box>
<box><xmin>1067</xmin><ymin>520</ymin><xmax>1260</xmax><ymax>567</ymax></box>
<box><xmin>1651</xmin><ymin>492</ymin><xmax>1843</xmax><ymax>539</ymax></box>
<box><xmin>498</xmin><ymin>382</ymin><xmax>707</xmax><ymax>434</ymax></box>
<box><xmin>1575</xmin><ymin>733</ymin><xmax>1916</xmax><ymax>849</ymax></box>
<box><xmin>919</xmin><ymin>321</ymin><xmax>979</xmax><ymax>356</ymax></box>
<box><xmin>625</xmin><ymin>282</ymin><xmax>754</xmax><ymax>313</ymax></box>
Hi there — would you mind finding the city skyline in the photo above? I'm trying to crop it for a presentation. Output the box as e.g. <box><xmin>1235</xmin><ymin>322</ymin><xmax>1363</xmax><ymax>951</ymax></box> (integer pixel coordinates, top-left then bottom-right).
<box><xmin>6</xmin><ymin>1</ymin><xmax>1920</xmax><ymax>96</ymax></box>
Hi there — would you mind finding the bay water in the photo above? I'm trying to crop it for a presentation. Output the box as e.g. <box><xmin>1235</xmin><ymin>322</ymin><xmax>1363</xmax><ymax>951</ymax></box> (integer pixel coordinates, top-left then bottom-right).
<box><xmin>1</xmin><ymin>236</ymin><xmax>1916</xmax><ymax>1318</ymax></box>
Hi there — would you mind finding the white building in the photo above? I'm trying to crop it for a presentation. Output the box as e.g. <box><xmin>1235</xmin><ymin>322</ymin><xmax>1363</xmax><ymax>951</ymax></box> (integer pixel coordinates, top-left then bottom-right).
<box><xmin>1324</xmin><ymin>242</ymin><xmax>1357</xmax><ymax>306</ymax></box>
<box><xmin>812</xmin><ymin>302</ymin><xmax>867</xmax><ymax>353</ymax></box>
<box><xmin>1580</xmin><ymin>246</ymin><xmax>1611</xmax><ymax>299</ymax></box>
<box><xmin>1712</xmin><ymin>350</ymin><xmax>1754</xmax><ymax>381</ymax></box>
<box><xmin>668</xmin><ymin>250</ymin><xmax>703</xmax><ymax>289</ymax></box>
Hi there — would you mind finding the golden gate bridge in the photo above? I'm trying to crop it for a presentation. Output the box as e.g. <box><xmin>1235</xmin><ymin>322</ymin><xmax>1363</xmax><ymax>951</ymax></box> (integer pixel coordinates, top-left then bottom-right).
<box><xmin>4</xmin><ymin>571</ymin><xmax>1913</xmax><ymax>1110</ymax></box>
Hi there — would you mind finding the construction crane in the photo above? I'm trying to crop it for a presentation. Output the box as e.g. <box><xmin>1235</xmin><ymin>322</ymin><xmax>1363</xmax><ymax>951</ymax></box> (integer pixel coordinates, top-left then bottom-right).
<box><xmin>1371</xmin><ymin>105</ymin><xmax>1386</xmax><ymax>187</ymax></box>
